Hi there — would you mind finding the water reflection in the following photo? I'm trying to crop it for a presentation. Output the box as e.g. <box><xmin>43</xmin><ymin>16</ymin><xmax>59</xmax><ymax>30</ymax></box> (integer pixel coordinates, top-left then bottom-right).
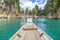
<box><xmin>0</xmin><ymin>19</ymin><xmax>26</xmax><ymax>40</ymax></box>
<box><xmin>33</xmin><ymin>18</ymin><xmax>60</xmax><ymax>40</ymax></box>
<box><xmin>33</xmin><ymin>18</ymin><xmax>47</xmax><ymax>30</ymax></box>
<box><xmin>37</xmin><ymin>18</ymin><xmax>46</xmax><ymax>22</ymax></box>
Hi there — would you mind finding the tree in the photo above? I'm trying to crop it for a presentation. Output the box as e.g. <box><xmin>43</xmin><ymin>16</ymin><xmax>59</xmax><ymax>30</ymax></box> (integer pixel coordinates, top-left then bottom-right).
<box><xmin>8</xmin><ymin>0</ymin><xmax>14</xmax><ymax>10</ymax></box>
<box><xmin>8</xmin><ymin>0</ymin><xmax>14</xmax><ymax>5</ymax></box>
<box><xmin>17</xmin><ymin>0</ymin><xmax>21</xmax><ymax>13</ymax></box>
<box><xmin>53</xmin><ymin>0</ymin><xmax>60</xmax><ymax>12</ymax></box>
<box><xmin>31</xmin><ymin>5</ymin><xmax>39</xmax><ymax>15</ymax></box>
<box><xmin>44</xmin><ymin>0</ymin><xmax>54</xmax><ymax>15</ymax></box>
<box><xmin>21</xmin><ymin>8</ymin><xmax>24</xmax><ymax>13</ymax></box>
<box><xmin>28</xmin><ymin>10</ymin><xmax>32</xmax><ymax>15</ymax></box>
<box><xmin>35</xmin><ymin>5</ymin><xmax>40</xmax><ymax>15</ymax></box>
<box><xmin>31</xmin><ymin>8</ymin><xmax>36</xmax><ymax>15</ymax></box>
<box><xmin>25</xmin><ymin>8</ymin><xmax>29</xmax><ymax>14</ymax></box>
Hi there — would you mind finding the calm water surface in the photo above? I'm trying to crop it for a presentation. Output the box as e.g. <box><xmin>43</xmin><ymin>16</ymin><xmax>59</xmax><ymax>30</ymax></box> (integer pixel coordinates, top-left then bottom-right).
<box><xmin>0</xmin><ymin>19</ymin><xmax>26</xmax><ymax>40</ymax></box>
<box><xmin>0</xmin><ymin>18</ymin><xmax>60</xmax><ymax>40</ymax></box>
<box><xmin>33</xmin><ymin>18</ymin><xmax>60</xmax><ymax>40</ymax></box>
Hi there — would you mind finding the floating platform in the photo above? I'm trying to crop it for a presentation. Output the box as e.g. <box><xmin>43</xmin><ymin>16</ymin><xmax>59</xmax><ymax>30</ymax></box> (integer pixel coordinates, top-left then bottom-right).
<box><xmin>10</xmin><ymin>23</ymin><xmax>52</xmax><ymax>40</ymax></box>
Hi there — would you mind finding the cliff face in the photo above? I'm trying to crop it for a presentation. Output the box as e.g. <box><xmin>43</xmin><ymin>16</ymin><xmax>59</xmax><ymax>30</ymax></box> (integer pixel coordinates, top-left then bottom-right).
<box><xmin>0</xmin><ymin>0</ymin><xmax>18</xmax><ymax>13</ymax></box>
<box><xmin>57</xmin><ymin>8</ymin><xmax>60</xmax><ymax>18</ymax></box>
<box><xmin>12</xmin><ymin>0</ymin><xmax>18</xmax><ymax>13</ymax></box>
<box><xmin>0</xmin><ymin>0</ymin><xmax>5</xmax><ymax>8</ymax></box>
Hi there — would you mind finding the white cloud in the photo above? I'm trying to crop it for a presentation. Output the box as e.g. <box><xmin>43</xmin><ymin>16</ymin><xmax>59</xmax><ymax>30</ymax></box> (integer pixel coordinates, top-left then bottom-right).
<box><xmin>20</xmin><ymin>0</ymin><xmax>47</xmax><ymax>10</ymax></box>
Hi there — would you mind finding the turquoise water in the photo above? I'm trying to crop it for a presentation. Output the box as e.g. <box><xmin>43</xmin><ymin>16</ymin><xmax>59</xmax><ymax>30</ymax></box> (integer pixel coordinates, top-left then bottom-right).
<box><xmin>33</xmin><ymin>18</ymin><xmax>60</xmax><ymax>40</ymax></box>
<box><xmin>0</xmin><ymin>19</ymin><xmax>26</xmax><ymax>40</ymax></box>
<box><xmin>0</xmin><ymin>18</ymin><xmax>60</xmax><ymax>40</ymax></box>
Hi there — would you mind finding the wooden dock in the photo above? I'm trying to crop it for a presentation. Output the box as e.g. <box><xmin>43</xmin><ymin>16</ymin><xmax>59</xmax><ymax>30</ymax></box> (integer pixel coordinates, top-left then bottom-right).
<box><xmin>11</xmin><ymin>23</ymin><xmax>51</xmax><ymax>40</ymax></box>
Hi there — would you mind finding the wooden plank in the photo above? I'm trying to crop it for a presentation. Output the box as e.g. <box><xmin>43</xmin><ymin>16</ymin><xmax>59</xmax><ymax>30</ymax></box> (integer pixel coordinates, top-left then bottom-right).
<box><xmin>11</xmin><ymin>23</ymin><xmax>51</xmax><ymax>40</ymax></box>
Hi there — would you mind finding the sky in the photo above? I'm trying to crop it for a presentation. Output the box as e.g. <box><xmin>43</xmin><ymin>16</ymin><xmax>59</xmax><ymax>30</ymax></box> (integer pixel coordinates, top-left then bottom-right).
<box><xmin>20</xmin><ymin>0</ymin><xmax>47</xmax><ymax>10</ymax></box>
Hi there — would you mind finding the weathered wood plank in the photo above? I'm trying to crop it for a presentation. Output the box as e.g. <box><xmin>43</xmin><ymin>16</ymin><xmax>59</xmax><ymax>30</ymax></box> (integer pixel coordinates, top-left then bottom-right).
<box><xmin>11</xmin><ymin>23</ymin><xmax>51</xmax><ymax>40</ymax></box>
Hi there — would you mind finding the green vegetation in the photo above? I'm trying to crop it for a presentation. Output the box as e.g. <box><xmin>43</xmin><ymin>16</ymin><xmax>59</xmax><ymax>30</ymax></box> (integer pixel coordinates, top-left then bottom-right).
<box><xmin>17</xmin><ymin>0</ymin><xmax>21</xmax><ymax>12</ymax></box>
<box><xmin>53</xmin><ymin>0</ymin><xmax>60</xmax><ymax>12</ymax></box>
<box><xmin>44</xmin><ymin>0</ymin><xmax>54</xmax><ymax>15</ymax></box>
<box><xmin>3</xmin><ymin>0</ymin><xmax>60</xmax><ymax>17</ymax></box>
<box><xmin>7</xmin><ymin>0</ymin><xmax>14</xmax><ymax>11</ymax></box>
<box><xmin>25</xmin><ymin>5</ymin><xmax>40</xmax><ymax>15</ymax></box>
<box><xmin>21</xmin><ymin>9</ymin><xmax>24</xmax><ymax>13</ymax></box>
<box><xmin>4</xmin><ymin>0</ymin><xmax>21</xmax><ymax>13</ymax></box>
<box><xmin>28</xmin><ymin>10</ymin><xmax>32</xmax><ymax>15</ymax></box>
<box><xmin>8</xmin><ymin>0</ymin><xmax>14</xmax><ymax>5</ymax></box>
<box><xmin>23</xmin><ymin>0</ymin><xmax>54</xmax><ymax>16</ymax></box>
<box><xmin>25</xmin><ymin>8</ymin><xmax>29</xmax><ymax>14</ymax></box>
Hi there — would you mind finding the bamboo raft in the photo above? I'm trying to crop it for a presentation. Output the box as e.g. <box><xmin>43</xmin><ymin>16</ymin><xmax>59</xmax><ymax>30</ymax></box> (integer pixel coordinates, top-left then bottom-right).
<box><xmin>11</xmin><ymin>23</ymin><xmax>52</xmax><ymax>40</ymax></box>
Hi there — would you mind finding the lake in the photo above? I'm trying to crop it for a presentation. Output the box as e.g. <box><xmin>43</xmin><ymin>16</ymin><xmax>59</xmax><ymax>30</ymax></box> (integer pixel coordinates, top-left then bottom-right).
<box><xmin>0</xmin><ymin>19</ymin><xmax>26</xmax><ymax>40</ymax></box>
<box><xmin>33</xmin><ymin>18</ymin><xmax>60</xmax><ymax>40</ymax></box>
<box><xmin>0</xmin><ymin>18</ymin><xmax>60</xmax><ymax>40</ymax></box>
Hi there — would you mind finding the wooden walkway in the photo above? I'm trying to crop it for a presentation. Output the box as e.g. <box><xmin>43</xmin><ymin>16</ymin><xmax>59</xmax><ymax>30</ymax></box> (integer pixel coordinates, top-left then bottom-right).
<box><xmin>11</xmin><ymin>23</ymin><xmax>51</xmax><ymax>40</ymax></box>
